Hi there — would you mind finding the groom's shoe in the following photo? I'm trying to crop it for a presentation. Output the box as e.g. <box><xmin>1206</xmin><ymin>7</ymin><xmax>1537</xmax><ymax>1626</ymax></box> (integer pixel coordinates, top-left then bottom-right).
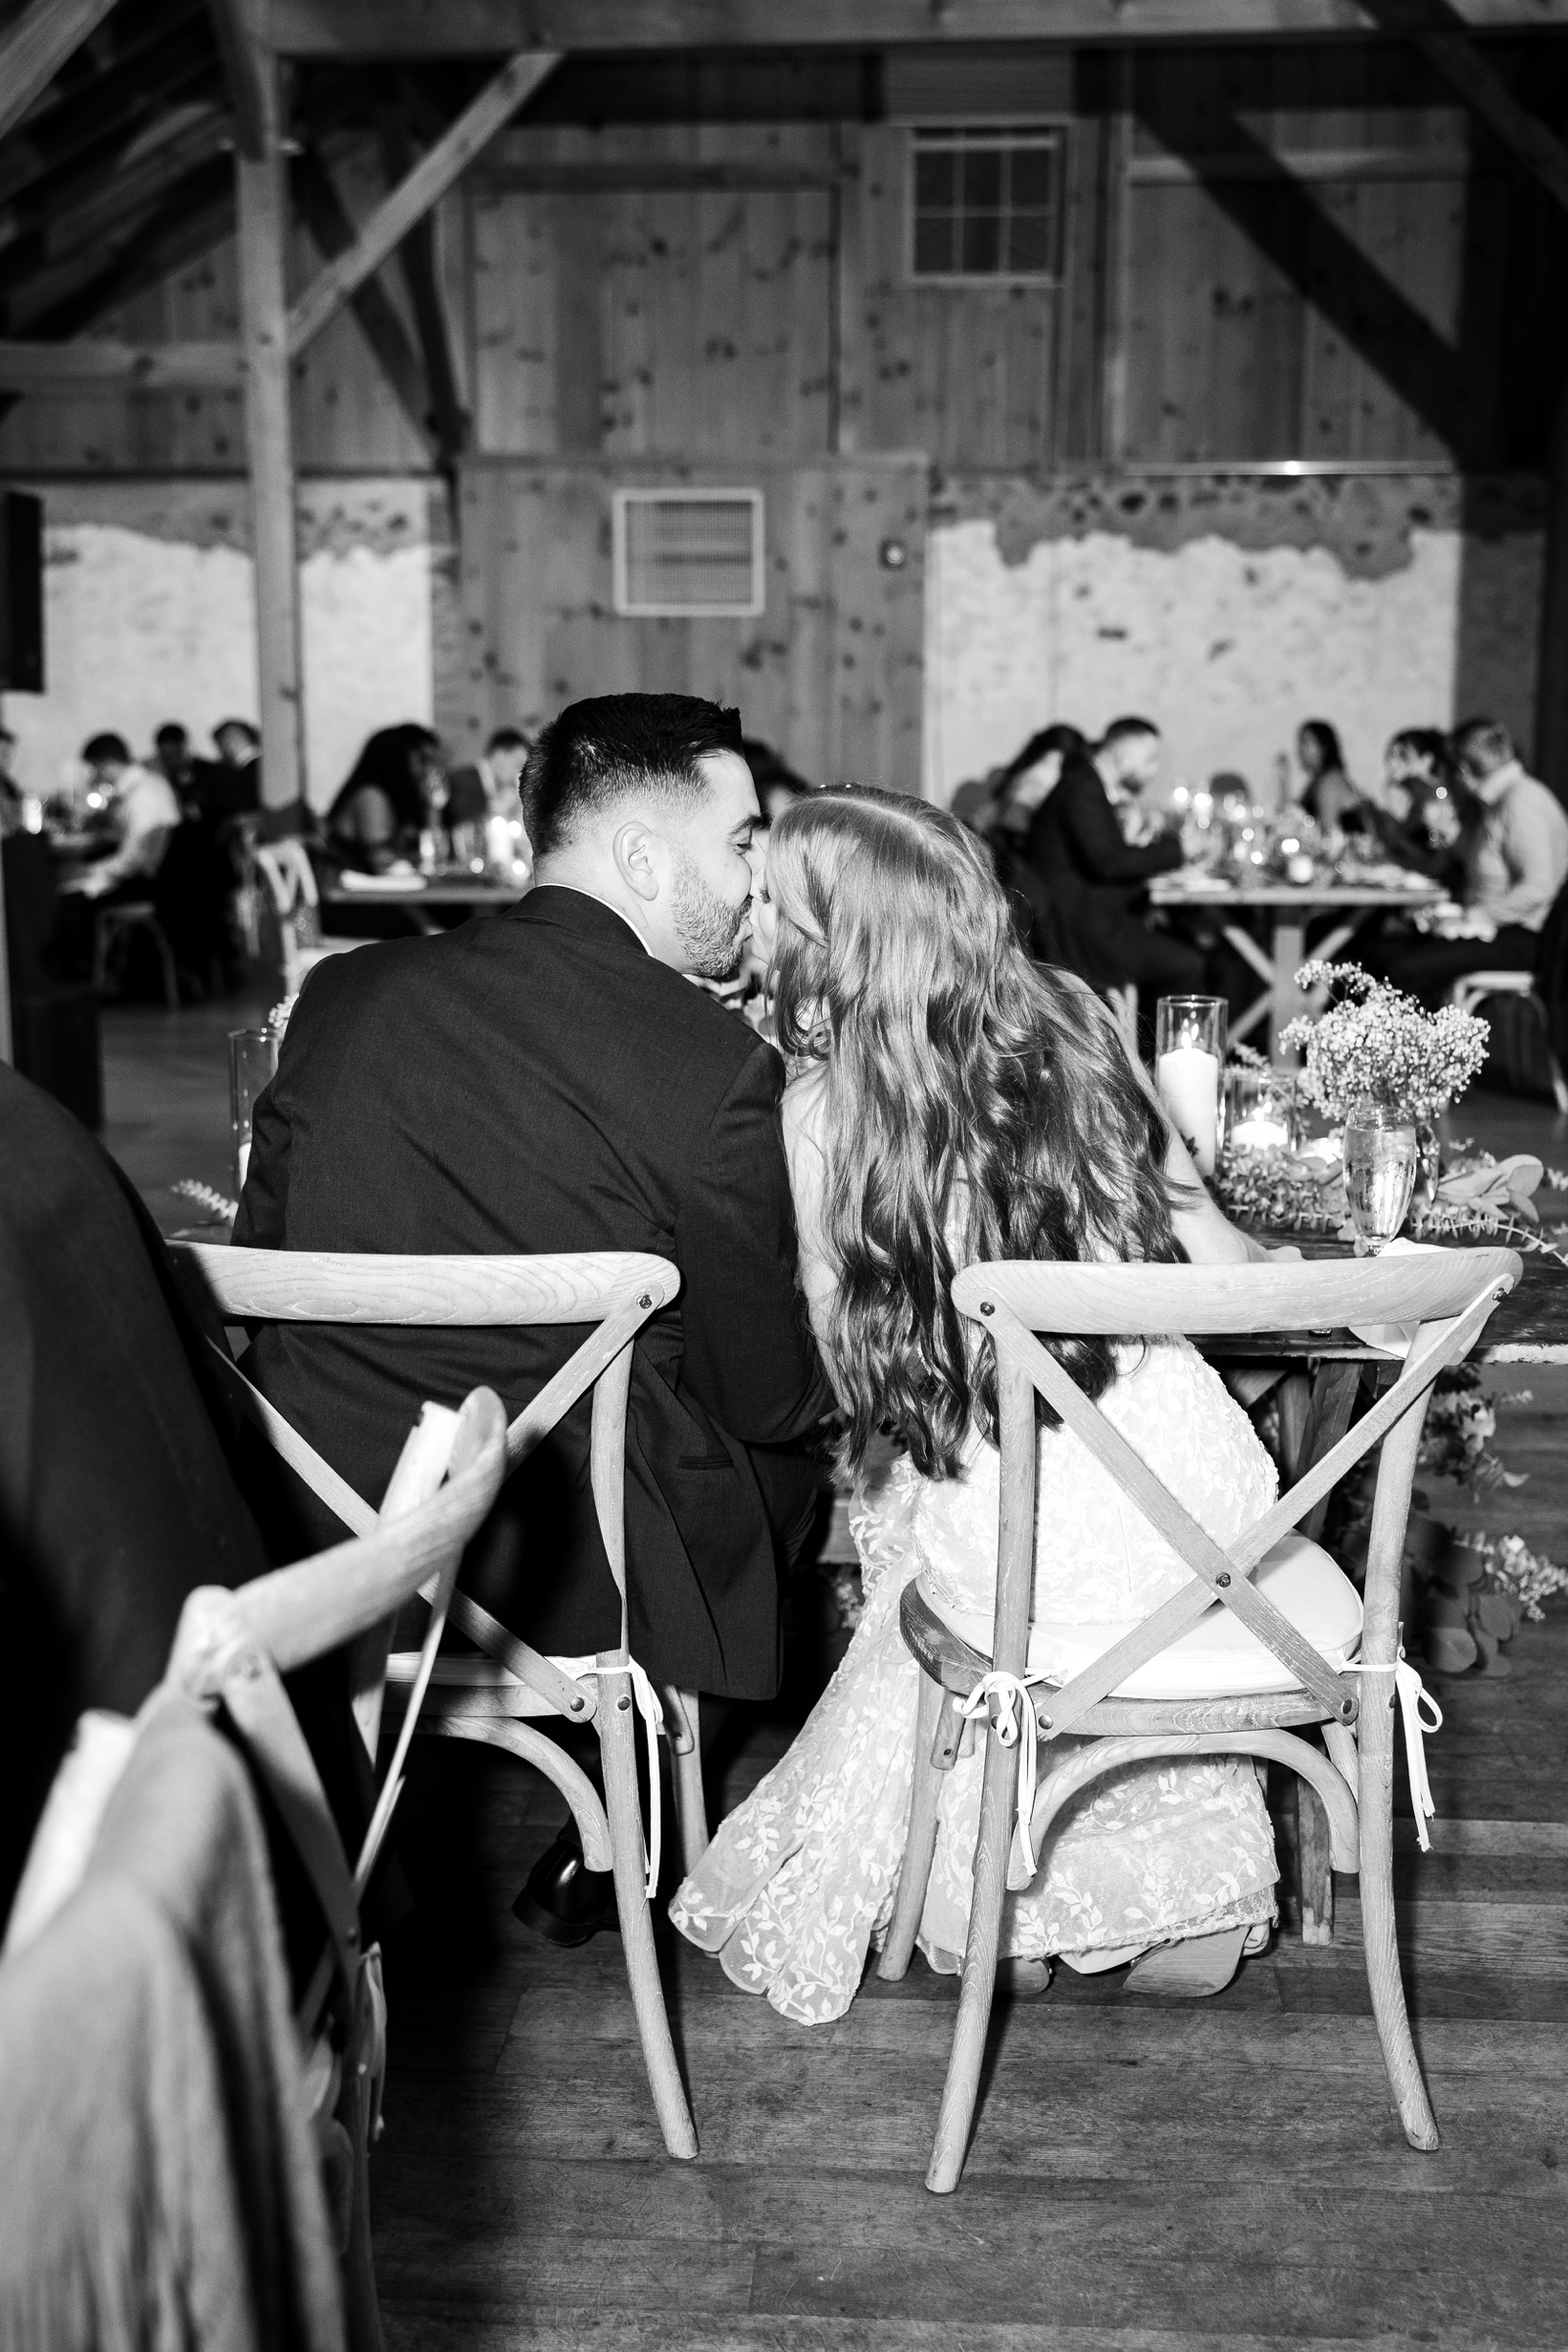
<box><xmin>513</xmin><ymin>1828</ymin><xmax>618</xmax><ymax>1946</ymax></box>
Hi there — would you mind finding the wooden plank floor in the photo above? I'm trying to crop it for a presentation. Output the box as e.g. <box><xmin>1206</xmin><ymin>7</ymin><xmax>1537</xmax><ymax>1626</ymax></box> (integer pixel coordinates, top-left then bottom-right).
<box><xmin>368</xmin><ymin>1590</ymin><xmax>1568</xmax><ymax>2352</ymax></box>
<box><xmin>94</xmin><ymin>1007</ymin><xmax>1568</xmax><ymax>2350</ymax></box>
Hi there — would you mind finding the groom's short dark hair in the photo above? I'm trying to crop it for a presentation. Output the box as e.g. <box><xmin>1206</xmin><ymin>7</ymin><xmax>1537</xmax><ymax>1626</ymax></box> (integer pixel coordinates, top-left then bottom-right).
<box><xmin>524</xmin><ymin>693</ymin><xmax>745</xmax><ymax>857</ymax></box>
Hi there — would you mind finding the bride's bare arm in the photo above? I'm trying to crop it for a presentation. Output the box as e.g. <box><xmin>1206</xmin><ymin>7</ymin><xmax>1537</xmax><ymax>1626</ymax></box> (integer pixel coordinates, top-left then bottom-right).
<box><xmin>781</xmin><ymin>1069</ymin><xmax>842</xmax><ymax>1356</ymax></box>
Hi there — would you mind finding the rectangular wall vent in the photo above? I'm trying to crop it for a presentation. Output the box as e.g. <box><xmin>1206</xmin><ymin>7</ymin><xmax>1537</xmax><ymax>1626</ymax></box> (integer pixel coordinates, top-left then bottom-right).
<box><xmin>612</xmin><ymin>488</ymin><xmax>764</xmax><ymax>618</ymax></box>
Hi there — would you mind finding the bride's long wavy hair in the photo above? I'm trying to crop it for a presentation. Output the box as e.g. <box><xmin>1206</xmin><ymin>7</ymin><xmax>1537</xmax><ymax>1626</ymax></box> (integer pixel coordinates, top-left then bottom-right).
<box><xmin>767</xmin><ymin>788</ymin><xmax>1182</xmax><ymax>1477</ymax></box>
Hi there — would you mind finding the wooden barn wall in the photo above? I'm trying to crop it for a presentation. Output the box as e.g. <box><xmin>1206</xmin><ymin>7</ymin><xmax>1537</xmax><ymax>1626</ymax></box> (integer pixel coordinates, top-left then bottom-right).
<box><xmin>449</xmin><ymin>455</ymin><xmax>926</xmax><ymax>793</ymax></box>
<box><xmin>468</xmin><ymin>125</ymin><xmax>835</xmax><ymax>461</ymax></box>
<box><xmin>0</xmin><ymin>137</ymin><xmax>446</xmax><ymax>474</ymax></box>
<box><xmin>1</xmin><ymin>41</ymin><xmax>1560</xmax><ymax>804</ymax></box>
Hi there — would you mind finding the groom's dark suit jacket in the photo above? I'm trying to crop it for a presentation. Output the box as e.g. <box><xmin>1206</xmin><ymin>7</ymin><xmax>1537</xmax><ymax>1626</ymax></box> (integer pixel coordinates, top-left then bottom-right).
<box><xmin>234</xmin><ymin>887</ymin><xmax>833</xmax><ymax>1698</ymax></box>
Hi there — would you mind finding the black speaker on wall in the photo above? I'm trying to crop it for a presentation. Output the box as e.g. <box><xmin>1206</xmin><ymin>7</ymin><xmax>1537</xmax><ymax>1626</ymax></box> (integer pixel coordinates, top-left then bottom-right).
<box><xmin>0</xmin><ymin>489</ymin><xmax>44</xmax><ymax>692</ymax></box>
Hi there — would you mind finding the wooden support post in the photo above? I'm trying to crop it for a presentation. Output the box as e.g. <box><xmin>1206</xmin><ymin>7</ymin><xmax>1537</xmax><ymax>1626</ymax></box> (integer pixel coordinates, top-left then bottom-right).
<box><xmin>236</xmin><ymin>53</ymin><xmax>305</xmax><ymax>815</ymax></box>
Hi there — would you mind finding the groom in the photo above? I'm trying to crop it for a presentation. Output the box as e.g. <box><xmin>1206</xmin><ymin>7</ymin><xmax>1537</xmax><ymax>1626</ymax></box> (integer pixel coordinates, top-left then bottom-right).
<box><xmin>235</xmin><ymin>693</ymin><xmax>833</xmax><ymax>1935</ymax></box>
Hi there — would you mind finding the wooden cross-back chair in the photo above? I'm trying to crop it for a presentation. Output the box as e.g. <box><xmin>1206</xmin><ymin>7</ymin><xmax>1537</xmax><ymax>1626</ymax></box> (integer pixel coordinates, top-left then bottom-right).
<box><xmin>172</xmin><ymin>1243</ymin><xmax>700</xmax><ymax>2162</ymax></box>
<box><xmin>167</xmin><ymin>1383</ymin><xmax>508</xmax><ymax>2352</ymax></box>
<box><xmin>881</xmin><ymin>1246</ymin><xmax>1520</xmax><ymax>2195</ymax></box>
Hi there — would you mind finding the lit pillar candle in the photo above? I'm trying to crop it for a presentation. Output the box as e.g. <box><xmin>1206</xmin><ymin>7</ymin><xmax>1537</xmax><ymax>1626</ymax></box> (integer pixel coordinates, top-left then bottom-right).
<box><xmin>1157</xmin><ymin>1046</ymin><xmax>1221</xmax><ymax>1174</ymax></box>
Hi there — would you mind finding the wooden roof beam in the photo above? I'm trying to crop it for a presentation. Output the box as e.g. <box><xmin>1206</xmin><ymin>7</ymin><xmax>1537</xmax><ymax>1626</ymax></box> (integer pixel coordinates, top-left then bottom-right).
<box><xmin>260</xmin><ymin>0</ymin><xmax>1568</xmax><ymax>57</ymax></box>
<box><xmin>380</xmin><ymin>98</ymin><xmax>469</xmax><ymax>464</ymax></box>
<box><xmin>286</xmin><ymin>49</ymin><xmax>559</xmax><ymax>358</ymax></box>
<box><xmin>0</xmin><ymin>0</ymin><xmax>123</xmax><ymax>146</ymax></box>
<box><xmin>1404</xmin><ymin>19</ymin><xmax>1568</xmax><ymax>213</ymax></box>
<box><xmin>293</xmin><ymin>141</ymin><xmax>439</xmax><ymax>458</ymax></box>
<box><xmin>0</xmin><ymin>338</ymin><xmax>242</xmax><ymax>391</ymax></box>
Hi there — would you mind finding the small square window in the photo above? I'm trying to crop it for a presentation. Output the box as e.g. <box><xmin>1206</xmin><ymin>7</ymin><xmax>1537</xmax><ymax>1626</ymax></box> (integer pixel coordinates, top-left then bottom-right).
<box><xmin>612</xmin><ymin>490</ymin><xmax>764</xmax><ymax>619</ymax></box>
<box><xmin>907</xmin><ymin>124</ymin><xmax>1064</xmax><ymax>284</ymax></box>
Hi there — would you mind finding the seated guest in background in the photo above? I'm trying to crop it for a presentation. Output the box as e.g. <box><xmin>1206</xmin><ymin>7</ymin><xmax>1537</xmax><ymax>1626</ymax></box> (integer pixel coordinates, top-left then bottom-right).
<box><xmin>1366</xmin><ymin>726</ymin><xmax>1469</xmax><ymax>887</ymax></box>
<box><xmin>151</xmin><ymin>721</ymin><xmax>197</xmax><ymax>809</ymax></box>
<box><xmin>1293</xmin><ymin>719</ymin><xmax>1368</xmax><ymax>835</ymax></box>
<box><xmin>444</xmin><ymin>724</ymin><xmax>531</xmax><ymax>827</ymax></box>
<box><xmin>198</xmin><ymin>717</ymin><xmax>263</xmax><ymax>818</ymax></box>
<box><xmin>59</xmin><ymin>733</ymin><xmax>181</xmax><ymax>906</ymax></box>
<box><xmin>324</xmin><ymin>722</ymin><xmax>441</xmax><ymax>870</ymax></box>
<box><xmin>1022</xmin><ymin>715</ymin><xmax>1201</xmax><ymax>1009</ymax></box>
<box><xmin>1366</xmin><ymin>717</ymin><xmax>1568</xmax><ymax>1007</ymax></box>
<box><xmin>236</xmin><ymin>693</ymin><xmax>832</xmax><ymax>1944</ymax></box>
<box><xmin>971</xmin><ymin>723</ymin><xmax>1088</xmax><ymax>951</ymax></box>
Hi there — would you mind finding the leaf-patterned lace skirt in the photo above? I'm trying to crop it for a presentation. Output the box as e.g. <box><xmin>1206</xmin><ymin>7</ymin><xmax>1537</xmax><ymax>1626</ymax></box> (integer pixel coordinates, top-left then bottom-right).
<box><xmin>671</xmin><ymin>1365</ymin><xmax>1280</xmax><ymax>2028</ymax></box>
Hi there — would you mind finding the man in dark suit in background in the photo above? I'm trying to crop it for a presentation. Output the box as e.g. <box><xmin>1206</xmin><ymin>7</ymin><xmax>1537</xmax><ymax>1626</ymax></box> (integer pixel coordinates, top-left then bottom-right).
<box><xmin>1025</xmin><ymin>715</ymin><xmax>1205</xmax><ymax>1017</ymax></box>
<box><xmin>236</xmin><ymin>694</ymin><xmax>833</xmax><ymax>1940</ymax></box>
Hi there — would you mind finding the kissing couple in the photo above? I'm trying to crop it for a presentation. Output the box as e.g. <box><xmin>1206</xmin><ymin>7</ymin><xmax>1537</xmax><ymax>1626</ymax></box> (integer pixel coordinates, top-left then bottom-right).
<box><xmin>240</xmin><ymin>692</ymin><xmax>1305</xmax><ymax>2012</ymax></box>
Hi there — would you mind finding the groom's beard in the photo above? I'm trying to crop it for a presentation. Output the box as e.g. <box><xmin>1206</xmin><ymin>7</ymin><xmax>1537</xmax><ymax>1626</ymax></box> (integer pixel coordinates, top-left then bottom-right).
<box><xmin>671</xmin><ymin>850</ymin><xmax>751</xmax><ymax>980</ymax></box>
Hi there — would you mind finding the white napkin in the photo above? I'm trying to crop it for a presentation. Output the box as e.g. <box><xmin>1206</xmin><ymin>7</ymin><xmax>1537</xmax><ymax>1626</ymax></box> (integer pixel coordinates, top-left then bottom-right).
<box><xmin>1347</xmin><ymin>1236</ymin><xmax>1446</xmax><ymax>1357</ymax></box>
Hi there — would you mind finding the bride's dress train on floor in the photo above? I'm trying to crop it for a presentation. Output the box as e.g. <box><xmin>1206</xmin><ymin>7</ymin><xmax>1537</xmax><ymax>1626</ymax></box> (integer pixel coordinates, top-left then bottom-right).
<box><xmin>671</xmin><ymin>1340</ymin><xmax>1281</xmax><ymax>2027</ymax></box>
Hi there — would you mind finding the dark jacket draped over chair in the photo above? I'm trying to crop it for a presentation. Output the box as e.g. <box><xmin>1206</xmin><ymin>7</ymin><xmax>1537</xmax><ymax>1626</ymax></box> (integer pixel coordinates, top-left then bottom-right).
<box><xmin>234</xmin><ymin>887</ymin><xmax>832</xmax><ymax>1700</ymax></box>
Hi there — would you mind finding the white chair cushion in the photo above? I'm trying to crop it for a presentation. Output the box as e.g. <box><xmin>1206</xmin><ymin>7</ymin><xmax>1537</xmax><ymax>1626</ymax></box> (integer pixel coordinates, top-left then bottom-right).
<box><xmin>922</xmin><ymin>1530</ymin><xmax>1362</xmax><ymax>1701</ymax></box>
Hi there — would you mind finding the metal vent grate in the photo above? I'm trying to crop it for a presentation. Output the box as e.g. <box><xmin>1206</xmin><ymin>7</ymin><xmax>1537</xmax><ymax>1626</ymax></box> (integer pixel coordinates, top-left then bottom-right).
<box><xmin>612</xmin><ymin>489</ymin><xmax>764</xmax><ymax>618</ymax></box>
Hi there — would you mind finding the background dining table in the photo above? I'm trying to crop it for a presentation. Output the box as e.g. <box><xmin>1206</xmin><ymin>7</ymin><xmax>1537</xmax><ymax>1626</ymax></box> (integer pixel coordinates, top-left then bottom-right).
<box><xmin>1149</xmin><ymin>873</ymin><xmax>1446</xmax><ymax>1063</ymax></box>
<box><xmin>319</xmin><ymin>871</ymin><xmax>529</xmax><ymax>938</ymax></box>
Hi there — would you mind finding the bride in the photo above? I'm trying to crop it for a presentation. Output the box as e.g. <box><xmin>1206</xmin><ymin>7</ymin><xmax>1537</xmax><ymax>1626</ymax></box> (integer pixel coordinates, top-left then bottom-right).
<box><xmin>670</xmin><ymin>787</ymin><xmax>1284</xmax><ymax>2024</ymax></box>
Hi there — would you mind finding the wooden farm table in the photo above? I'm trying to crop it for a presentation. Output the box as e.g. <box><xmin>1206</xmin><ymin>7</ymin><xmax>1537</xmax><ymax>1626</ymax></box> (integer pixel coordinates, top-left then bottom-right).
<box><xmin>1200</xmin><ymin>1233</ymin><xmax>1568</xmax><ymax>1367</ymax></box>
<box><xmin>319</xmin><ymin>874</ymin><xmax>527</xmax><ymax>937</ymax></box>
<box><xmin>1147</xmin><ymin>875</ymin><xmax>1444</xmax><ymax>1066</ymax></box>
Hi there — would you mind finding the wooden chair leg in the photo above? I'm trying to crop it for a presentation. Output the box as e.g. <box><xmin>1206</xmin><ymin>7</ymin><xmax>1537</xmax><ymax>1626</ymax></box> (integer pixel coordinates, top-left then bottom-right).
<box><xmin>662</xmin><ymin>1685</ymin><xmax>709</xmax><ymax>1876</ymax></box>
<box><xmin>926</xmin><ymin>1709</ymin><xmax>1019</xmax><ymax>2194</ymax></box>
<box><xmin>598</xmin><ymin>1667</ymin><xmax>699</xmax><ymax>2161</ymax></box>
<box><xmin>1357</xmin><ymin>1699</ymin><xmax>1441</xmax><ymax>2150</ymax></box>
<box><xmin>1294</xmin><ymin>1774</ymin><xmax>1335</xmax><ymax>1944</ymax></box>
<box><xmin>879</xmin><ymin>1673</ymin><xmax>947</xmax><ymax>1983</ymax></box>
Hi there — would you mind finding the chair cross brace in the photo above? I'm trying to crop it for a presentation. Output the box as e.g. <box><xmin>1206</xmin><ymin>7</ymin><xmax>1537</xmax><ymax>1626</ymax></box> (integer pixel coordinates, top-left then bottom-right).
<box><xmin>979</xmin><ymin>1271</ymin><xmax>1504</xmax><ymax>1741</ymax></box>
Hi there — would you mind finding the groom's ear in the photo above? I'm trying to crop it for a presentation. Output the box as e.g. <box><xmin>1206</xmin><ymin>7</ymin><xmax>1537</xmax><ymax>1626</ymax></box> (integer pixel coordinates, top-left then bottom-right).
<box><xmin>612</xmin><ymin>818</ymin><xmax>661</xmax><ymax>903</ymax></box>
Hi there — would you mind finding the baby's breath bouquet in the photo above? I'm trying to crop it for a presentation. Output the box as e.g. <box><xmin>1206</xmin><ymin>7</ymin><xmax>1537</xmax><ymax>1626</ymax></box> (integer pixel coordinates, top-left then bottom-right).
<box><xmin>1278</xmin><ymin>960</ymin><xmax>1489</xmax><ymax>1123</ymax></box>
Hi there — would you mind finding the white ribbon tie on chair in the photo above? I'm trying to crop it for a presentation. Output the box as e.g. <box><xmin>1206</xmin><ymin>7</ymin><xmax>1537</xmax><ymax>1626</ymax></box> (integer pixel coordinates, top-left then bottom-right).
<box><xmin>1345</xmin><ymin>1648</ymin><xmax>1445</xmax><ymax>1851</ymax></box>
<box><xmin>568</xmin><ymin>1655</ymin><xmax>666</xmax><ymax>1899</ymax></box>
<box><xmin>957</xmin><ymin>1670</ymin><xmax>1051</xmax><ymax>1880</ymax></box>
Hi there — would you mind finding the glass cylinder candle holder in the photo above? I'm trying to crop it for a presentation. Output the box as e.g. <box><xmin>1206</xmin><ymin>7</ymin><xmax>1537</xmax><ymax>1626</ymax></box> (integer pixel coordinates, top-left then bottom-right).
<box><xmin>1342</xmin><ymin>1098</ymin><xmax>1418</xmax><ymax>1253</ymax></box>
<box><xmin>229</xmin><ymin>1027</ymin><xmax>279</xmax><ymax>1201</ymax></box>
<box><xmin>1155</xmin><ymin>996</ymin><xmax>1227</xmax><ymax>1176</ymax></box>
<box><xmin>1226</xmin><ymin>1063</ymin><xmax>1298</xmax><ymax>1155</ymax></box>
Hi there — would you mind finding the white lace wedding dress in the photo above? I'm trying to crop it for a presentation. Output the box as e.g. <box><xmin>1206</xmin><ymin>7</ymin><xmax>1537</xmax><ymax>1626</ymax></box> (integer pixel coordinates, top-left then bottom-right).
<box><xmin>669</xmin><ymin>1088</ymin><xmax>1281</xmax><ymax>2027</ymax></box>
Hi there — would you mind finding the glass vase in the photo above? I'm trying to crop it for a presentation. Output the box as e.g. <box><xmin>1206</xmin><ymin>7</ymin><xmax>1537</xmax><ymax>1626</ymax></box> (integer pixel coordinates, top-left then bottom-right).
<box><xmin>1413</xmin><ymin>1116</ymin><xmax>1443</xmax><ymax>1214</ymax></box>
<box><xmin>1342</xmin><ymin>1098</ymin><xmax>1418</xmax><ymax>1254</ymax></box>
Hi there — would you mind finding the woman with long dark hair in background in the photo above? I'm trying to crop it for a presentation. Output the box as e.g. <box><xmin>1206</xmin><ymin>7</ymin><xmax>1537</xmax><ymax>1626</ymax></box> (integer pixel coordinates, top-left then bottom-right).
<box><xmin>325</xmin><ymin>722</ymin><xmax>442</xmax><ymax>871</ymax></box>
<box><xmin>671</xmin><ymin>791</ymin><xmax>1344</xmax><ymax>2021</ymax></box>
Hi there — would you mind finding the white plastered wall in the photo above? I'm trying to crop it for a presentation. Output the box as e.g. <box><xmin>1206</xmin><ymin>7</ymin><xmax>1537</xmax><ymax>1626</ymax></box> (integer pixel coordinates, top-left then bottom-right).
<box><xmin>922</xmin><ymin>499</ymin><xmax>1542</xmax><ymax>808</ymax></box>
<box><xmin>1</xmin><ymin>478</ymin><xmax>435</xmax><ymax>809</ymax></box>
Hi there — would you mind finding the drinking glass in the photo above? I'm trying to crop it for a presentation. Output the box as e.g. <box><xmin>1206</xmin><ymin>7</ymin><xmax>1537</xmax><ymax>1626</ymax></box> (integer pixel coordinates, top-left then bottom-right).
<box><xmin>229</xmin><ymin>1027</ymin><xmax>278</xmax><ymax>1200</ymax></box>
<box><xmin>1342</xmin><ymin>1099</ymin><xmax>1418</xmax><ymax>1252</ymax></box>
<box><xmin>1155</xmin><ymin>997</ymin><xmax>1227</xmax><ymax>1175</ymax></box>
